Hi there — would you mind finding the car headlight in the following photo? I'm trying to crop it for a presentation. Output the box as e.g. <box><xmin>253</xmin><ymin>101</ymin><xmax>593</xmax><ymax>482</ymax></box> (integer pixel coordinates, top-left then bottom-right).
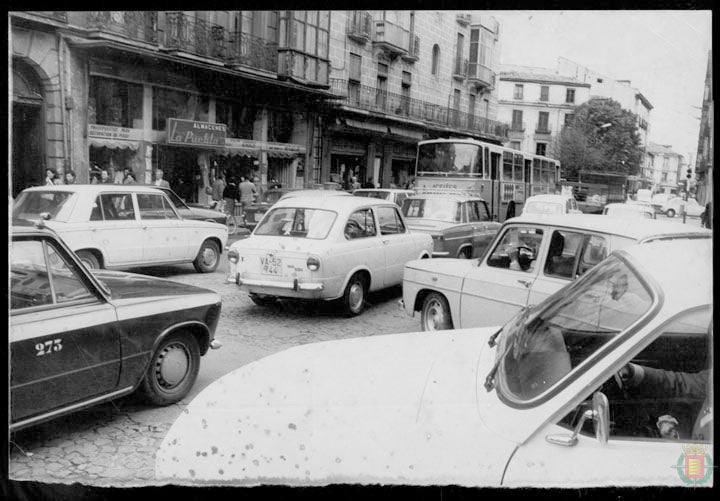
<box><xmin>306</xmin><ymin>256</ymin><xmax>320</xmax><ymax>271</ymax></box>
<box><xmin>228</xmin><ymin>248</ymin><xmax>239</xmax><ymax>264</ymax></box>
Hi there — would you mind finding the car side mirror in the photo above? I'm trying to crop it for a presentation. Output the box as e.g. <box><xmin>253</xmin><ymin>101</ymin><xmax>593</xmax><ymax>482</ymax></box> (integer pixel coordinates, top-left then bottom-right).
<box><xmin>546</xmin><ymin>391</ymin><xmax>609</xmax><ymax>447</ymax></box>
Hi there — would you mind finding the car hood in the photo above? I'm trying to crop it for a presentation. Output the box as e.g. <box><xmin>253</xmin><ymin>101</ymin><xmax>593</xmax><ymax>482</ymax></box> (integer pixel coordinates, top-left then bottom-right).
<box><xmin>405</xmin><ymin>219</ymin><xmax>461</xmax><ymax>232</ymax></box>
<box><xmin>91</xmin><ymin>270</ymin><xmax>215</xmax><ymax>300</ymax></box>
<box><xmin>155</xmin><ymin>327</ymin><xmax>520</xmax><ymax>486</ymax></box>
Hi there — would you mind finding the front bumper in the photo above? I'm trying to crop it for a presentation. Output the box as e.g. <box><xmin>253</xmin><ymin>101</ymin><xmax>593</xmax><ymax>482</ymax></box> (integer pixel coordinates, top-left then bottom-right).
<box><xmin>432</xmin><ymin>250</ymin><xmax>450</xmax><ymax>257</ymax></box>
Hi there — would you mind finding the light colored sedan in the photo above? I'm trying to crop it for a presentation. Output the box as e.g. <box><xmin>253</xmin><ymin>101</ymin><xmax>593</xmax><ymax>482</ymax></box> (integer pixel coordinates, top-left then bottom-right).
<box><xmin>662</xmin><ymin>197</ymin><xmax>704</xmax><ymax>218</ymax></box>
<box><xmin>226</xmin><ymin>195</ymin><xmax>433</xmax><ymax>315</ymax></box>
<box><xmin>12</xmin><ymin>185</ymin><xmax>228</xmax><ymax>273</ymax></box>
<box><xmin>402</xmin><ymin>213</ymin><xmax>710</xmax><ymax>331</ymax></box>
<box><xmin>156</xmin><ymin>238</ymin><xmax>712</xmax><ymax>487</ymax></box>
<box><xmin>603</xmin><ymin>202</ymin><xmax>656</xmax><ymax>219</ymax></box>
<box><xmin>522</xmin><ymin>194</ymin><xmax>582</xmax><ymax>215</ymax></box>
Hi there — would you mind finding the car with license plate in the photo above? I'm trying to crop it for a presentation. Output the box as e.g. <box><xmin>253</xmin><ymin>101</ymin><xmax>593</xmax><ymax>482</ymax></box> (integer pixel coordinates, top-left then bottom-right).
<box><xmin>602</xmin><ymin>202</ymin><xmax>656</xmax><ymax>219</ymax></box>
<box><xmin>402</xmin><ymin>213</ymin><xmax>710</xmax><ymax>331</ymax></box>
<box><xmin>352</xmin><ymin>188</ymin><xmax>415</xmax><ymax>207</ymax></box>
<box><xmin>226</xmin><ymin>195</ymin><xmax>433</xmax><ymax>315</ymax></box>
<box><xmin>662</xmin><ymin>197</ymin><xmax>704</xmax><ymax>218</ymax></box>
<box><xmin>12</xmin><ymin>185</ymin><xmax>228</xmax><ymax>273</ymax></box>
<box><xmin>10</xmin><ymin>219</ymin><xmax>222</xmax><ymax>431</ymax></box>
<box><xmin>156</xmin><ymin>238</ymin><xmax>712</xmax><ymax>487</ymax></box>
<box><xmin>522</xmin><ymin>194</ymin><xmax>582</xmax><ymax>215</ymax></box>
<box><xmin>400</xmin><ymin>194</ymin><xmax>500</xmax><ymax>259</ymax></box>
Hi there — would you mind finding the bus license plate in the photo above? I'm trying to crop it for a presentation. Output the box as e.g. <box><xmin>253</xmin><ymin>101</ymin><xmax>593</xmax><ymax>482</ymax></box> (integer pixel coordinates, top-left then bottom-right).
<box><xmin>260</xmin><ymin>255</ymin><xmax>282</xmax><ymax>276</ymax></box>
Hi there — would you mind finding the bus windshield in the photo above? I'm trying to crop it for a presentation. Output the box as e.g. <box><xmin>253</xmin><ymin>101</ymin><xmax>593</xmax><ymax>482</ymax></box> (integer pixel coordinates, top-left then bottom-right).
<box><xmin>417</xmin><ymin>142</ymin><xmax>483</xmax><ymax>177</ymax></box>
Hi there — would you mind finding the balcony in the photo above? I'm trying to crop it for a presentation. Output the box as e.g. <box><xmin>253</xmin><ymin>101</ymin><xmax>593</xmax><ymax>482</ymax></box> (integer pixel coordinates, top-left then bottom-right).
<box><xmin>86</xmin><ymin>11</ymin><xmax>158</xmax><ymax>44</ymax></box>
<box><xmin>510</xmin><ymin>122</ymin><xmax>526</xmax><ymax>132</ymax></box>
<box><xmin>401</xmin><ymin>35</ymin><xmax>420</xmax><ymax>63</ymax></box>
<box><xmin>347</xmin><ymin>11</ymin><xmax>372</xmax><ymax>44</ymax></box>
<box><xmin>31</xmin><ymin>12</ymin><xmax>68</xmax><ymax>23</ymax></box>
<box><xmin>227</xmin><ymin>31</ymin><xmax>278</xmax><ymax>73</ymax></box>
<box><xmin>535</xmin><ymin>124</ymin><xmax>552</xmax><ymax>135</ymax></box>
<box><xmin>456</xmin><ymin>13</ymin><xmax>472</xmax><ymax>26</ymax></box>
<box><xmin>162</xmin><ymin>12</ymin><xmax>226</xmax><ymax>61</ymax></box>
<box><xmin>467</xmin><ymin>62</ymin><xmax>494</xmax><ymax>90</ymax></box>
<box><xmin>372</xmin><ymin>20</ymin><xmax>409</xmax><ymax>58</ymax></box>
<box><xmin>453</xmin><ymin>59</ymin><xmax>468</xmax><ymax>81</ymax></box>
<box><xmin>330</xmin><ymin>78</ymin><xmax>509</xmax><ymax>140</ymax></box>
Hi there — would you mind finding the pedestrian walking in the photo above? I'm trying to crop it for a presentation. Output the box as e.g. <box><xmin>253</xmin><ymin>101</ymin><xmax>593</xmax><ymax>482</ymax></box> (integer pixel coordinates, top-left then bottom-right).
<box><xmin>212</xmin><ymin>174</ymin><xmax>226</xmax><ymax>205</ymax></box>
<box><xmin>154</xmin><ymin>169</ymin><xmax>170</xmax><ymax>188</ymax></box>
<box><xmin>65</xmin><ymin>170</ymin><xmax>76</xmax><ymax>185</ymax></box>
<box><xmin>45</xmin><ymin>168</ymin><xmax>56</xmax><ymax>186</ymax></box>
<box><xmin>238</xmin><ymin>176</ymin><xmax>258</xmax><ymax>219</ymax></box>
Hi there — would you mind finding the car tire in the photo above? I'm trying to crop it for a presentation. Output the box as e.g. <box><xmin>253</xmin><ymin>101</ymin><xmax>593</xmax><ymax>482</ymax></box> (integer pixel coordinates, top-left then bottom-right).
<box><xmin>421</xmin><ymin>292</ymin><xmax>454</xmax><ymax>331</ymax></box>
<box><xmin>666</xmin><ymin>208</ymin><xmax>676</xmax><ymax>218</ymax></box>
<box><xmin>193</xmin><ymin>240</ymin><xmax>220</xmax><ymax>273</ymax></box>
<box><xmin>342</xmin><ymin>273</ymin><xmax>366</xmax><ymax>316</ymax></box>
<box><xmin>77</xmin><ymin>250</ymin><xmax>101</xmax><ymax>270</ymax></box>
<box><xmin>138</xmin><ymin>331</ymin><xmax>200</xmax><ymax>406</ymax></box>
<box><xmin>249</xmin><ymin>293</ymin><xmax>277</xmax><ymax>306</ymax></box>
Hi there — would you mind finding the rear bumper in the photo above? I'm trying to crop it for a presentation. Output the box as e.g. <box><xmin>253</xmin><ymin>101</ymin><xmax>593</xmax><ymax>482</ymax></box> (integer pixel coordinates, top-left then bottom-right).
<box><xmin>229</xmin><ymin>273</ymin><xmax>324</xmax><ymax>292</ymax></box>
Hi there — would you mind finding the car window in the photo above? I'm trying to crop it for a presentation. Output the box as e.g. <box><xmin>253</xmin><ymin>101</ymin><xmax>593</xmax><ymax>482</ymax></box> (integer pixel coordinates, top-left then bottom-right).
<box><xmin>467</xmin><ymin>201</ymin><xmax>490</xmax><ymax>222</ymax></box>
<box><xmin>345</xmin><ymin>209</ymin><xmax>377</xmax><ymax>239</ymax></box>
<box><xmin>91</xmin><ymin>194</ymin><xmax>136</xmax><ymax>221</ymax></box>
<box><xmin>377</xmin><ymin>206</ymin><xmax>406</xmax><ymax>235</ymax></box>
<box><xmin>487</xmin><ymin>226</ymin><xmax>544</xmax><ymax>272</ymax></box>
<box><xmin>403</xmin><ymin>199</ymin><xmax>460</xmax><ymax>222</ymax></box>
<box><xmin>543</xmin><ymin>230</ymin><xmax>585</xmax><ymax>279</ymax></box>
<box><xmin>254</xmin><ymin>207</ymin><xmax>336</xmax><ymax>239</ymax></box>
<box><xmin>137</xmin><ymin>194</ymin><xmax>178</xmax><ymax>220</ymax></box>
<box><xmin>396</xmin><ymin>193</ymin><xmax>408</xmax><ymax>207</ymax></box>
<box><xmin>162</xmin><ymin>189</ymin><xmax>189</xmax><ymax>210</ymax></box>
<box><xmin>11</xmin><ymin>238</ymin><xmax>94</xmax><ymax>310</ymax></box>
<box><xmin>577</xmin><ymin>235</ymin><xmax>608</xmax><ymax>276</ymax></box>
<box><xmin>12</xmin><ymin>191</ymin><xmax>76</xmax><ymax>222</ymax></box>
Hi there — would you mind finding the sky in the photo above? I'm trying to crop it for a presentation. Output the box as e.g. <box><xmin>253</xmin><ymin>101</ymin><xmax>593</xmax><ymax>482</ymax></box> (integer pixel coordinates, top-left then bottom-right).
<box><xmin>481</xmin><ymin>10</ymin><xmax>712</xmax><ymax>166</ymax></box>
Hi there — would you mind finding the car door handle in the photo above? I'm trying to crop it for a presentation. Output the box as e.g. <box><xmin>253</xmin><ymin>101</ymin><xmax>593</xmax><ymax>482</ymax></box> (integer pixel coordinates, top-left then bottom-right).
<box><xmin>142</xmin><ymin>225</ymin><xmax>148</xmax><ymax>230</ymax></box>
<box><xmin>517</xmin><ymin>279</ymin><xmax>533</xmax><ymax>288</ymax></box>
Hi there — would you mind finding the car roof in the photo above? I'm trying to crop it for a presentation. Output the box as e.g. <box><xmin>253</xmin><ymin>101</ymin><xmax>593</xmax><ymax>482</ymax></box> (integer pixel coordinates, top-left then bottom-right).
<box><xmin>406</xmin><ymin>194</ymin><xmax>486</xmax><ymax>202</ymax></box>
<box><xmin>280</xmin><ymin>189</ymin><xmax>350</xmax><ymax>198</ymax></box>
<box><xmin>273</xmin><ymin>195</ymin><xmax>401</xmax><ymax>210</ymax></box>
<box><xmin>604</xmin><ymin>203</ymin><xmax>652</xmax><ymax>211</ymax></box>
<box><xmin>352</xmin><ymin>189</ymin><xmax>414</xmax><ymax>193</ymax></box>
<box><xmin>526</xmin><ymin>194</ymin><xmax>572</xmax><ymax>202</ymax></box>
<box><xmin>19</xmin><ymin>184</ymin><xmax>173</xmax><ymax>195</ymax></box>
<box><xmin>508</xmin><ymin>213</ymin><xmax>711</xmax><ymax>240</ymax></box>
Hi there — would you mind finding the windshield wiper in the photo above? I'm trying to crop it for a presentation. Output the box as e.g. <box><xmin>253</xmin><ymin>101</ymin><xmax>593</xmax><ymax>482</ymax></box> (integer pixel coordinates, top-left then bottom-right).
<box><xmin>487</xmin><ymin>326</ymin><xmax>503</xmax><ymax>348</ymax></box>
<box><xmin>484</xmin><ymin>341</ymin><xmax>512</xmax><ymax>392</ymax></box>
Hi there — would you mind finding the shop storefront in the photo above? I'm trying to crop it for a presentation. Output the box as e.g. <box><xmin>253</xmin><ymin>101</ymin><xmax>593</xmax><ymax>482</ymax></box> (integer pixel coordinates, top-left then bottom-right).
<box><xmin>88</xmin><ymin>124</ymin><xmax>147</xmax><ymax>183</ymax></box>
<box><xmin>222</xmin><ymin>138</ymin><xmax>306</xmax><ymax>189</ymax></box>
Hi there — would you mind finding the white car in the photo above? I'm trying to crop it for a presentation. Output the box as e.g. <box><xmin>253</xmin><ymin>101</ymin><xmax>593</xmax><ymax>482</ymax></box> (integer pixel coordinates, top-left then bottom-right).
<box><xmin>522</xmin><ymin>194</ymin><xmax>582</xmax><ymax>215</ymax></box>
<box><xmin>156</xmin><ymin>238</ymin><xmax>712</xmax><ymax>487</ymax></box>
<box><xmin>402</xmin><ymin>213</ymin><xmax>710</xmax><ymax>331</ymax></box>
<box><xmin>662</xmin><ymin>197</ymin><xmax>704</xmax><ymax>218</ymax></box>
<box><xmin>352</xmin><ymin>188</ymin><xmax>415</xmax><ymax>207</ymax></box>
<box><xmin>603</xmin><ymin>202</ymin><xmax>656</xmax><ymax>219</ymax></box>
<box><xmin>226</xmin><ymin>195</ymin><xmax>433</xmax><ymax>315</ymax></box>
<box><xmin>12</xmin><ymin>185</ymin><xmax>228</xmax><ymax>273</ymax></box>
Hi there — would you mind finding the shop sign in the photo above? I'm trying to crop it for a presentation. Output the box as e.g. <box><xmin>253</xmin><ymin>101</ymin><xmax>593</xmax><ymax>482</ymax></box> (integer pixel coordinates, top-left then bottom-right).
<box><xmin>167</xmin><ymin>119</ymin><xmax>226</xmax><ymax>148</ymax></box>
<box><xmin>225</xmin><ymin>138</ymin><xmax>305</xmax><ymax>156</ymax></box>
<box><xmin>88</xmin><ymin>124</ymin><xmax>143</xmax><ymax>141</ymax></box>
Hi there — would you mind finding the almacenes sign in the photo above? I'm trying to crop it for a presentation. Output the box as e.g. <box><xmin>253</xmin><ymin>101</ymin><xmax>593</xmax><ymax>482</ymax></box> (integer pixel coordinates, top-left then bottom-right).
<box><xmin>167</xmin><ymin>119</ymin><xmax>227</xmax><ymax>147</ymax></box>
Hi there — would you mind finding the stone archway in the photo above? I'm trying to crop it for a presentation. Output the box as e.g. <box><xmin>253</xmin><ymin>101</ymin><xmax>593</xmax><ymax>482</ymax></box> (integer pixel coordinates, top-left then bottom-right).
<box><xmin>12</xmin><ymin>58</ymin><xmax>46</xmax><ymax>196</ymax></box>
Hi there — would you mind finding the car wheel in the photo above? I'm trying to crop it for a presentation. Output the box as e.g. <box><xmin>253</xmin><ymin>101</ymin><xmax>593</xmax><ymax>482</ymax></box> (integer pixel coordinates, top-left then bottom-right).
<box><xmin>77</xmin><ymin>250</ymin><xmax>100</xmax><ymax>269</ymax></box>
<box><xmin>457</xmin><ymin>247</ymin><xmax>472</xmax><ymax>259</ymax></box>
<box><xmin>193</xmin><ymin>240</ymin><xmax>220</xmax><ymax>273</ymax></box>
<box><xmin>249</xmin><ymin>293</ymin><xmax>277</xmax><ymax>306</ymax></box>
<box><xmin>138</xmin><ymin>331</ymin><xmax>200</xmax><ymax>406</ymax></box>
<box><xmin>666</xmin><ymin>208</ymin><xmax>676</xmax><ymax>218</ymax></box>
<box><xmin>421</xmin><ymin>292</ymin><xmax>454</xmax><ymax>331</ymax></box>
<box><xmin>342</xmin><ymin>273</ymin><xmax>366</xmax><ymax>316</ymax></box>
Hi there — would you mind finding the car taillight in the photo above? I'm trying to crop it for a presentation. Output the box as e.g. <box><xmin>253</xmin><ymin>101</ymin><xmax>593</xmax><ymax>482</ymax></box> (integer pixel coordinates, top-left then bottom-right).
<box><xmin>228</xmin><ymin>248</ymin><xmax>239</xmax><ymax>264</ymax></box>
<box><xmin>306</xmin><ymin>256</ymin><xmax>320</xmax><ymax>271</ymax></box>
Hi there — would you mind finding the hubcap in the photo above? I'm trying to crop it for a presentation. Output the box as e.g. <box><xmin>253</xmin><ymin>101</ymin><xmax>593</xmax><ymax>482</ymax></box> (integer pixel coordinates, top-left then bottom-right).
<box><xmin>348</xmin><ymin>282</ymin><xmax>363</xmax><ymax>311</ymax></box>
<box><xmin>201</xmin><ymin>247</ymin><xmax>218</xmax><ymax>268</ymax></box>
<box><xmin>424</xmin><ymin>300</ymin><xmax>445</xmax><ymax>330</ymax></box>
<box><xmin>156</xmin><ymin>343</ymin><xmax>189</xmax><ymax>388</ymax></box>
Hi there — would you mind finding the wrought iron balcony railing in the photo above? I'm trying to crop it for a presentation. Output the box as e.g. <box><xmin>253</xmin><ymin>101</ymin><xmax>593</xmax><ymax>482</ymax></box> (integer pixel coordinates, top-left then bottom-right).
<box><xmin>163</xmin><ymin>12</ymin><xmax>226</xmax><ymax>60</ymax></box>
<box><xmin>87</xmin><ymin>11</ymin><xmax>158</xmax><ymax>44</ymax></box>
<box><xmin>535</xmin><ymin>124</ymin><xmax>552</xmax><ymax>134</ymax></box>
<box><xmin>227</xmin><ymin>31</ymin><xmax>278</xmax><ymax>73</ymax></box>
<box><xmin>401</xmin><ymin>34</ymin><xmax>420</xmax><ymax>62</ymax></box>
<box><xmin>373</xmin><ymin>20</ymin><xmax>409</xmax><ymax>55</ymax></box>
<box><xmin>456</xmin><ymin>13</ymin><xmax>472</xmax><ymax>26</ymax></box>
<box><xmin>330</xmin><ymin>78</ymin><xmax>509</xmax><ymax>139</ymax></box>
<box><xmin>347</xmin><ymin>11</ymin><xmax>372</xmax><ymax>43</ymax></box>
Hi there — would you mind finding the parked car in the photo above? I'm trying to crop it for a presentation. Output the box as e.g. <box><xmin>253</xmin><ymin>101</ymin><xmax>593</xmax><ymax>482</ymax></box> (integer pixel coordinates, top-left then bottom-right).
<box><xmin>352</xmin><ymin>188</ymin><xmax>415</xmax><ymax>207</ymax></box>
<box><xmin>242</xmin><ymin>188</ymin><xmax>299</xmax><ymax>229</ymax></box>
<box><xmin>278</xmin><ymin>189</ymin><xmax>353</xmax><ymax>201</ymax></box>
<box><xmin>156</xmin><ymin>238</ymin><xmax>711</xmax><ymax>487</ymax></box>
<box><xmin>522</xmin><ymin>194</ymin><xmax>582</xmax><ymax>215</ymax></box>
<box><xmin>226</xmin><ymin>195</ymin><xmax>433</xmax><ymax>315</ymax></box>
<box><xmin>602</xmin><ymin>202</ymin><xmax>656</xmax><ymax>219</ymax></box>
<box><xmin>402</xmin><ymin>213</ymin><xmax>711</xmax><ymax>331</ymax></box>
<box><xmin>10</xmin><ymin>219</ymin><xmax>222</xmax><ymax>431</ymax></box>
<box><xmin>153</xmin><ymin>186</ymin><xmax>228</xmax><ymax>224</ymax></box>
<box><xmin>12</xmin><ymin>185</ymin><xmax>228</xmax><ymax>273</ymax></box>
<box><xmin>400</xmin><ymin>194</ymin><xmax>500</xmax><ymax>259</ymax></box>
<box><xmin>662</xmin><ymin>197</ymin><xmax>704</xmax><ymax>218</ymax></box>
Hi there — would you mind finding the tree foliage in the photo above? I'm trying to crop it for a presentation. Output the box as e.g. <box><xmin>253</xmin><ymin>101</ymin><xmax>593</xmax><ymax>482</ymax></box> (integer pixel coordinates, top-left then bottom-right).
<box><xmin>551</xmin><ymin>97</ymin><xmax>644</xmax><ymax>181</ymax></box>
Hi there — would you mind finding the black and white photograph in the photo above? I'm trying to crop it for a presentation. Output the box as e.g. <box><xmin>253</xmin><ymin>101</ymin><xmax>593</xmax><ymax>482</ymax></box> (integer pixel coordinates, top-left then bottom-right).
<box><xmin>7</xmin><ymin>8</ymin><xmax>713</xmax><ymax>495</ymax></box>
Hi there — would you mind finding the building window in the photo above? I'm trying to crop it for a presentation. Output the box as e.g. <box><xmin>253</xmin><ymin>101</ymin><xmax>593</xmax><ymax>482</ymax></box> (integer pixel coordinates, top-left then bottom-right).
<box><xmin>431</xmin><ymin>44</ymin><xmax>440</xmax><ymax>75</ymax></box>
<box><xmin>281</xmin><ymin>11</ymin><xmax>330</xmax><ymax>85</ymax></box>
<box><xmin>540</xmin><ymin>85</ymin><xmax>549</xmax><ymax>101</ymax></box>
<box><xmin>455</xmin><ymin>33</ymin><xmax>464</xmax><ymax>74</ymax></box>
<box><xmin>400</xmin><ymin>71</ymin><xmax>411</xmax><ymax>115</ymax></box>
<box><xmin>514</xmin><ymin>84</ymin><xmax>524</xmax><ymax>100</ymax></box>
<box><xmin>216</xmin><ymin>100</ymin><xmax>256</xmax><ymax>139</ymax></box>
<box><xmin>661</xmin><ymin>172</ymin><xmax>668</xmax><ymax>182</ymax></box>
<box><xmin>565</xmin><ymin>88</ymin><xmax>576</xmax><ymax>103</ymax></box>
<box><xmin>89</xmin><ymin>76</ymin><xmax>143</xmax><ymax>128</ymax></box>
<box><xmin>468</xmin><ymin>93</ymin><xmax>476</xmax><ymax>120</ymax></box>
<box><xmin>152</xmin><ymin>87</ymin><xmax>209</xmax><ymax>131</ymax></box>
<box><xmin>349</xmin><ymin>53</ymin><xmax>362</xmax><ymax>81</ymax></box>
<box><xmin>348</xmin><ymin>53</ymin><xmax>362</xmax><ymax>106</ymax></box>
<box><xmin>509</xmin><ymin>141</ymin><xmax>521</xmax><ymax>151</ymax></box>
<box><xmin>564</xmin><ymin>113</ymin><xmax>575</xmax><ymax>127</ymax></box>
<box><xmin>537</xmin><ymin>111</ymin><xmax>549</xmax><ymax>132</ymax></box>
<box><xmin>376</xmin><ymin>63</ymin><xmax>388</xmax><ymax>109</ymax></box>
<box><xmin>536</xmin><ymin>142</ymin><xmax>547</xmax><ymax>156</ymax></box>
<box><xmin>452</xmin><ymin>89</ymin><xmax>461</xmax><ymax>126</ymax></box>
<box><xmin>511</xmin><ymin>110</ymin><xmax>523</xmax><ymax>130</ymax></box>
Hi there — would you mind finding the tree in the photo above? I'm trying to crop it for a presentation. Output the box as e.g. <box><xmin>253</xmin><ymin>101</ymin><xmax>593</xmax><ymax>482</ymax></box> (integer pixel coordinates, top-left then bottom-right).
<box><xmin>551</xmin><ymin>97</ymin><xmax>644</xmax><ymax>181</ymax></box>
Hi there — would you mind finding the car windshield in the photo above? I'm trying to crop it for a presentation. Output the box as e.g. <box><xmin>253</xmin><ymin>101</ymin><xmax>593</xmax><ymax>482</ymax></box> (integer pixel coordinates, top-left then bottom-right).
<box><xmin>524</xmin><ymin>201</ymin><xmax>563</xmax><ymax>215</ymax></box>
<box><xmin>13</xmin><ymin>191</ymin><xmax>77</xmax><ymax>222</ymax></box>
<box><xmin>261</xmin><ymin>191</ymin><xmax>285</xmax><ymax>205</ymax></box>
<box><xmin>417</xmin><ymin>142</ymin><xmax>483</xmax><ymax>177</ymax></box>
<box><xmin>254</xmin><ymin>207</ymin><xmax>336</xmax><ymax>239</ymax></box>
<box><xmin>496</xmin><ymin>254</ymin><xmax>653</xmax><ymax>402</ymax></box>
<box><xmin>402</xmin><ymin>198</ymin><xmax>460</xmax><ymax>222</ymax></box>
<box><xmin>354</xmin><ymin>190</ymin><xmax>391</xmax><ymax>200</ymax></box>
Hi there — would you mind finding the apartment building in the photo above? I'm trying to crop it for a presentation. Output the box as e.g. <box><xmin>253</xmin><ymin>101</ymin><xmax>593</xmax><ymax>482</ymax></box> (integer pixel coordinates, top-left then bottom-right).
<box><xmin>496</xmin><ymin>65</ymin><xmax>590</xmax><ymax>157</ymax></box>
<box><xmin>322</xmin><ymin>10</ymin><xmax>507</xmax><ymax>189</ymax></box>
<box><xmin>10</xmin><ymin>11</ymin><xmax>335</xmax><ymax>199</ymax></box>
<box><xmin>643</xmin><ymin>142</ymin><xmax>684</xmax><ymax>194</ymax></box>
<box><xmin>694</xmin><ymin>50</ymin><xmax>713</xmax><ymax>205</ymax></box>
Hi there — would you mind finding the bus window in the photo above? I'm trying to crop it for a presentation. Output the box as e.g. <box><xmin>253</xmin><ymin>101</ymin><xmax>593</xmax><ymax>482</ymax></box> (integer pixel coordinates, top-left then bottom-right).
<box><xmin>524</xmin><ymin>160</ymin><xmax>532</xmax><ymax>184</ymax></box>
<box><xmin>514</xmin><ymin>154</ymin><xmax>524</xmax><ymax>182</ymax></box>
<box><xmin>533</xmin><ymin>159</ymin><xmax>541</xmax><ymax>184</ymax></box>
<box><xmin>484</xmin><ymin>148</ymin><xmax>490</xmax><ymax>179</ymax></box>
<box><xmin>503</xmin><ymin>151</ymin><xmax>514</xmax><ymax>181</ymax></box>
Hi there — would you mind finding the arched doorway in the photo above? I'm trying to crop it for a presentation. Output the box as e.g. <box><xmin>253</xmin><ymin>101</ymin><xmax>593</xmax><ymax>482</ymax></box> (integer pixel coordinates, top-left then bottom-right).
<box><xmin>12</xmin><ymin>58</ymin><xmax>46</xmax><ymax>197</ymax></box>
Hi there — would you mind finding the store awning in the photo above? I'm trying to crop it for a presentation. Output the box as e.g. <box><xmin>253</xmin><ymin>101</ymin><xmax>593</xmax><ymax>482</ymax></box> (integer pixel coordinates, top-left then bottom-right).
<box><xmin>344</xmin><ymin>118</ymin><xmax>389</xmax><ymax>134</ymax></box>
<box><xmin>89</xmin><ymin>137</ymin><xmax>140</xmax><ymax>150</ymax></box>
<box><xmin>222</xmin><ymin>139</ymin><xmax>305</xmax><ymax>158</ymax></box>
<box><xmin>388</xmin><ymin>126</ymin><xmax>425</xmax><ymax>140</ymax></box>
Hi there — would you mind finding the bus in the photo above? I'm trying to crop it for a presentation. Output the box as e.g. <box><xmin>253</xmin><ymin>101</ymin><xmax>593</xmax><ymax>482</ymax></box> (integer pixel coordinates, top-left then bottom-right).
<box><xmin>413</xmin><ymin>138</ymin><xmax>561</xmax><ymax>222</ymax></box>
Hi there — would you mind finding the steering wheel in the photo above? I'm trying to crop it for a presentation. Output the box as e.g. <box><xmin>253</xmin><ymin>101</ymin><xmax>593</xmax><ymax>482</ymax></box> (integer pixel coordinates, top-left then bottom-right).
<box><xmin>345</xmin><ymin>220</ymin><xmax>362</xmax><ymax>239</ymax></box>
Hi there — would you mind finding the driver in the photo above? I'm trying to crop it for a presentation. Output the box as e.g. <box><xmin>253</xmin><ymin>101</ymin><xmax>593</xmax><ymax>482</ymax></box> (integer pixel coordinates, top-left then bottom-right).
<box><xmin>618</xmin><ymin>363</ymin><xmax>712</xmax><ymax>441</ymax></box>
